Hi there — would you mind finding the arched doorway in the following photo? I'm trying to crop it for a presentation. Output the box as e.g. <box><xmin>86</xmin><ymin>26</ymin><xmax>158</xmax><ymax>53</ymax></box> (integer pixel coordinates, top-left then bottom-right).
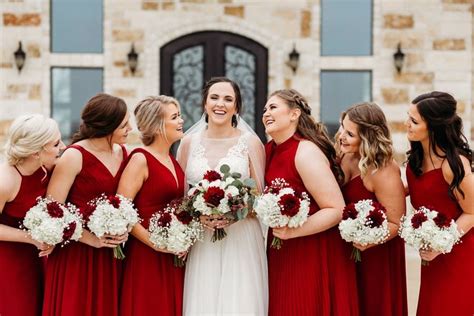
<box><xmin>160</xmin><ymin>31</ymin><xmax>268</xmax><ymax>141</ymax></box>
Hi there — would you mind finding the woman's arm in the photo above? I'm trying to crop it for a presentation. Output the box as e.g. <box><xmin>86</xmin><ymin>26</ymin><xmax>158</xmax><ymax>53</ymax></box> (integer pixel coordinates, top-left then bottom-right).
<box><xmin>355</xmin><ymin>162</ymin><xmax>406</xmax><ymax>251</ymax></box>
<box><xmin>273</xmin><ymin>141</ymin><xmax>345</xmax><ymax>240</ymax></box>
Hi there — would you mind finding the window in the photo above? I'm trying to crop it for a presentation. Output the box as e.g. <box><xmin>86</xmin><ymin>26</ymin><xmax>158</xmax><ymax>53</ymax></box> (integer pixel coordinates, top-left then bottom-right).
<box><xmin>51</xmin><ymin>68</ymin><xmax>103</xmax><ymax>142</ymax></box>
<box><xmin>51</xmin><ymin>0</ymin><xmax>103</xmax><ymax>53</ymax></box>
<box><xmin>320</xmin><ymin>71</ymin><xmax>372</xmax><ymax>136</ymax></box>
<box><xmin>321</xmin><ymin>0</ymin><xmax>372</xmax><ymax>56</ymax></box>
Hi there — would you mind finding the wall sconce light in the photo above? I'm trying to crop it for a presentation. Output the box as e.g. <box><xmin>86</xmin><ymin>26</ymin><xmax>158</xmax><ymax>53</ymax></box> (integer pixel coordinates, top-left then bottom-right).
<box><xmin>286</xmin><ymin>44</ymin><xmax>300</xmax><ymax>74</ymax></box>
<box><xmin>14</xmin><ymin>41</ymin><xmax>26</xmax><ymax>73</ymax></box>
<box><xmin>127</xmin><ymin>43</ymin><xmax>138</xmax><ymax>75</ymax></box>
<box><xmin>393</xmin><ymin>43</ymin><xmax>405</xmax><ymax>74</ymax></box>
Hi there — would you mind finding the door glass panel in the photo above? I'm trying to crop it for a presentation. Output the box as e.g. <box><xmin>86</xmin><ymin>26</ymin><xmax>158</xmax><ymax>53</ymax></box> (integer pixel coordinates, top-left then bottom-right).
<box><xmin>172</xmin><ymin>45</ymin><xmax>204</xmax><ymax>131</ymax></box>
<box><xmin>225</xmin><ymin>45</ymin><xmax>256</xmax><ymax>129</ymax></box>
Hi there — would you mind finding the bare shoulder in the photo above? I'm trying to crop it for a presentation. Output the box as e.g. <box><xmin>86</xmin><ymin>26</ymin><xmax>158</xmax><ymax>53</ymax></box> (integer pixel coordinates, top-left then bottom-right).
<box><xmin>0</xmin><ymin>163</ymin><xmax>21</xmax><ymax>201</ymax></box>
<box><xmin>56</xmin><ymin>147</ymin><xmax>83</xmax><ymax>173</ymax></box>
<box><xmin>373</xmin><ymin>160</ymin><xmax>401</xmax><ymax>179</ymax></box>
<box><xmin>246</xmin><ymin>133</ymin><xmax>264</xmax><ymax>148</ymax></box>
<box><xmin>127</xmin><ymin>151</ymin><xmax>147</xmax><ymax>167</ymax></box>
<box><xmin>296</xmin><ymin>140</ymin><xmax>329</xmax><ymax>165</ymax></box>
<box><xmin>441</xmin><ymin>155</ymin><xmax>472</xmax><ymax>183</ymax></box>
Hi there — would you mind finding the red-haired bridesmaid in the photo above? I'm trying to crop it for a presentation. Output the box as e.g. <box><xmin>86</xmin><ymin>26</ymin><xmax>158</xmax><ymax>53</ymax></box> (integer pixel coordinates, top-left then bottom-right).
<box><xmin>118</xmin><ymin>96</ymin><xmax>185</xmax><ymax>316</ymax></box>
<box><xmin>263</xmin><ymin>89</ymin><xmax>359</xmax><ymax>315</ymax></box>
<box><xmin>0</xmin><ymin>114</ymin><xmax>64</xmax><ymax>316</ymax></box>
<box><xmin>42</xmin><ymin>94</ymin><xmax>132</xmax><ymax>316</ymax></box>
<box><xmin>337</xmin><ymin>102</ymin><xmax>407</xmax><ymax>316</ymax></box>
<box><xmin>406</xmin><ymin>91</ymin><xmax>473</xmax><ymax>316</ymax></box>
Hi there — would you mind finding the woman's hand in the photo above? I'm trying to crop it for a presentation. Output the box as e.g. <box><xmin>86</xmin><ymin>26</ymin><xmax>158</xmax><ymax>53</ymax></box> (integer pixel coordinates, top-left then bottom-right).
<box><xmin>353</xmin><ymin>242</ymin><xmax>376</xmax><ymax>251</ymax></box>
<box><xmin>200</xmin><ymin>215</ymin><xmax>232</xmax><ymax>230</ymax></box>
<box><xmin>419</xmin><ymin>249</ymin><xmax>441</xmax><ymax>262</ymax></box>
<box><xmin>96</xmin><ymin>232</ymin><xmax>129</xmax><ymax>248</ymax></box>
<box><xmin>272</xmin><ymin>226</ymin><xmax>296</xmax><ymax>240</ymax></box>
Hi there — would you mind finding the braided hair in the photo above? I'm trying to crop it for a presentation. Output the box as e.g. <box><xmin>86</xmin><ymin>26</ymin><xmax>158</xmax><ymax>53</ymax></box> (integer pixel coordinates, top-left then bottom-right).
<box><xmin>270</xmin><ymin>89</ymin><xmax>344</xmax><ymax>184</ymax></box>
<box><xmin>341</xmin><ymin>102</ymin><xmax>393</xmax><ymax>176</ymax></box>
<box><xmin>407</xmin><ymin>91</ymin><xmax>472</xmax><ymax>199</ymax></box>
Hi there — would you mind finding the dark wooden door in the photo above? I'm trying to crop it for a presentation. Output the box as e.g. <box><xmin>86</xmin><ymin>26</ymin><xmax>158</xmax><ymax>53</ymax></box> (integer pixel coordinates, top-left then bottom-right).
<box><xmin>160</xmin><ymin>31</ymin><xmax>268</xmax><ymax>141</ymax></box>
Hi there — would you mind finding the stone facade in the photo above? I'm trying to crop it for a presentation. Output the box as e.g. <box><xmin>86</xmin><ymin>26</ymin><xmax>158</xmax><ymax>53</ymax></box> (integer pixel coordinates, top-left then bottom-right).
<box><xmin>0</xmin><ymin>0</ymin><xmax>473</xmax><ymax>162</ymax></box>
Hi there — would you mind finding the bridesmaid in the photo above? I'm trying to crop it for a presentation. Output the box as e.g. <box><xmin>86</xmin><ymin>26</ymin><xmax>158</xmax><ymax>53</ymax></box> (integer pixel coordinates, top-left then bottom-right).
<box><xmin>118</xmin><ymin>96</ymin><xmax>185</xmax><ymax>316</ymax></box>
<box><xmin>263</xmin><ymin>89</ymin><xmax>359</xmax><ymax>315</ymax></box>
<box><xmin>337</xmin><ymin>102</ymin><xmax>407</xmax><ymax>316</ymax></box>
<box><xmin>405</xmin><ymin>91</ymin><xmax>473</xmax><ymax>315</ymax></box>
<box><xmin>0</xmin><ymin>115</ymin><xmax>63</xmax><ymax>316</ymax></box>
<box><xmin>42</xmin><ymin>93</ymin><xmax>132</xmax><ymax>316</ymax></box>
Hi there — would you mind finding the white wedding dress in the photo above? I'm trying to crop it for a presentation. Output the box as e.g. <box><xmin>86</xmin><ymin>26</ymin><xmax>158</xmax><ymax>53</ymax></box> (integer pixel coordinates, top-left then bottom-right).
<box><xmin>178</xmin><ymin>130</ymin><xmax>268</xmax><ymax>316</ymax></box>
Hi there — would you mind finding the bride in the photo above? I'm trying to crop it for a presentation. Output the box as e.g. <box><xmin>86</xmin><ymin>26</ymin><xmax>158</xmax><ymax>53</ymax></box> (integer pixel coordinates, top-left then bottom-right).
<box><xmin>177</xmin><ymin>77</ymin><xmax>268</xmax><ymax>315</ymax></box>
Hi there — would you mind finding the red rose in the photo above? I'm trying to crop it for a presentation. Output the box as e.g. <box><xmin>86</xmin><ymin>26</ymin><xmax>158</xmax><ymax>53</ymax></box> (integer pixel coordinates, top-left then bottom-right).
<box><xmin>203</xmin><ymin>187</ymin><xmax>225</xmax><ymax>207</ymax></box>
<box><xmin>80</xmin><ymin>203</ymin><xmax>96</xmax><ymax>222</ymax></box>
<box><xmin>47</xmin><ymin>201</ymin><xmax>64</xmax><ymax>218</ymax></box>
<box><xmin>366</xmin><ymin>209</ymin><xmax>385</xmax><ymax>228</ymax></box>
<box><xmin>203</xmin><ymin>170</ymin><xmax>222</xmax><ymax>182</ymax></box>
<box><xmin>278</xmin><ymin>194</ymin><xmax>301</xmax><ymax>217</ymax></box>
<box><xmin>157</xmin><ymin>212</ymin><xmax>172</xmax><ymax>227</ymax></box>
<box><xmin>107</xmin><ymin>195</ymin><xmax>121</xmax><ymax>208</ymax></box>
<box><xmin>433</xmin><ymin>212</ymin><xmax>450</xmax><ymax>228</ymax></box>
<box><xmin>342</xmin><ymin>203</ymin><xmax>358</xmax><ymax>220</ymax></box>
<box><xmin>411</xmin><ymin>212</ymin><xmax>428</xmax><ymax>229</ymax></box>
<box><xmin>175</xmin><ymin>211</ymin><xmax>193</xmax><ymax>225</ymax></box>
<box><xmin>62</xmin><ymin>222</ymin><xmax>77</xmax><ymax>241</ymax></box>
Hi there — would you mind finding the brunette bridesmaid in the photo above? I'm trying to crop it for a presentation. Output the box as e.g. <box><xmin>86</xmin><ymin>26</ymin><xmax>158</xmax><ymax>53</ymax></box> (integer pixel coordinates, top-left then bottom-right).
<box><xmin>405</xmin><ymin>91</ymin><xmax>473</xmax><ymax>315</ymax></box>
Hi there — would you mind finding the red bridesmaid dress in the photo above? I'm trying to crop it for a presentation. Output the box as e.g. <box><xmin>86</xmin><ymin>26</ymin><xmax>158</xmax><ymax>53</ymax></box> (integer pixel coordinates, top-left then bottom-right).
<box><xmin>265</xmin><ymin>134</ymin><xmax>359</xmax><ymax>316</ymax></box>
<box><xmin>120</xmin><ymin>148</ymin><xmax>185</xmax><ymax>316</ymax></box>
<box><xmin>342</xmin><ymin>175</ymin><xmax>408</xmax><ymax>316</ymax></box>
<box><xmin>407</xmin><ymin>166</ymin><xmax>474</xmax><ymax>316</ymax></box>
<box><xmin>0</xmin><ymin>167</ymin><xmax>48</xmax><ymax>316</ymax></box>
<box><xmin>42</xmin><ymin>145</ymin><xmax>127</xmax><ymax>316</ymax></box>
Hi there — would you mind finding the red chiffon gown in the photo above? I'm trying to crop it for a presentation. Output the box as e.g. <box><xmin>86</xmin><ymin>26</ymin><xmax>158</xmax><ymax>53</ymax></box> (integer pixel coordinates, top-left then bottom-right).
<box><xmin>407</xmin><ymin>166</ymin><xmax>474</xmax><ymax>316</ymax></box>
<box><xmin>342</xmin><ymin>175</ymin><xmax>408</xmax><ymax>316</ymax></box>
<box><xmin>42</xmin><ymin>144</ymin><xmax>127</xmax><ymax>316</ymax></box>
<box><xmin>265</xmin><ymin>134</ymin><xmax>359</xmax><ymax>316</ymax></box>
<box><xmin>0</xmin><ymin>167</ymin><xmax>48</xmax><ymax>316</ymax></box>
<box><xmin>120</xmin><ymin>148</ymin><xmax>185</xmax><ymax>316</ymax></box>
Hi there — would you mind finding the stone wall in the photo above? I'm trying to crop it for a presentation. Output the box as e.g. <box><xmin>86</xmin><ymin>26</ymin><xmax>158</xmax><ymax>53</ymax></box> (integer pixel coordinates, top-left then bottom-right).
<box><xmin>0</xmin><ymin>0</ymin><xmax>472</xmax><ymax>162</ymax></box>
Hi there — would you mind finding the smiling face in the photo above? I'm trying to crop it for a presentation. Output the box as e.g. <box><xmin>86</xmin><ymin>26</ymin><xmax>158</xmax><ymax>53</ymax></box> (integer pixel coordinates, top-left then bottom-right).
<box><xmin>204</xmin><ymin>82</ymin><xmax>237</xmax><ymax>127</ymax></box>
<box><xmin>405</xmin><ymin>103</ymin><xmax>429</xmax><ymax>143</ymax></box>
<box><xmin>339</xmin><ymin>115</ymin><xmax>362</xmax><ymax>154</ymax></box>
<box><xmin>39</xmin><ymin>126</ymin><xmax>65</xmax><ymax>168</ymax></box>
<box><xmin>262</xmin><ymin>95</ymin><xmax>299</xmax><ymax>138</ymax></box>
<box><xmin>162</xmin><ymin>102</ymin><xmax>184</xmax><ymax>144</ymax></box>
<box><xmin>111</xmin><ymin>112</ymin><xmax>132</xmax><ymax>145</ymax></box>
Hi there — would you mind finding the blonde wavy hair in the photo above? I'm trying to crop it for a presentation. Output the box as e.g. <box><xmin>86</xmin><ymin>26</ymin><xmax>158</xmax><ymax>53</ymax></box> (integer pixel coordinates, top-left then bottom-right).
<box><xmin>134</xmin><ymin>95</ymin><xmax>180</xmax><ymax>146</ymax></box>
<box><xmin>4</xmin><ymin>114</ymin><xmax>59</xmax><ymax>166</ymax></box>
<box><xmin>340</xmin><ymin>102</ymin><xmax>393</xmax><ymax>176</ymax></box>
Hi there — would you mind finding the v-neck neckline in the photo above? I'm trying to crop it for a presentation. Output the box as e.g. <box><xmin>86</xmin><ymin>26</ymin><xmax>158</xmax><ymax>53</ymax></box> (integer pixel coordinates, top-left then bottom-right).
<box><xmin>74</xmin><ymin>145</ymin><xmax>124</xmax><ymax>178</ymax></box>
<box><xmin>141</xmin><ymin>148</ymin><xmax>180</xmax><ymax>189</ymax></box>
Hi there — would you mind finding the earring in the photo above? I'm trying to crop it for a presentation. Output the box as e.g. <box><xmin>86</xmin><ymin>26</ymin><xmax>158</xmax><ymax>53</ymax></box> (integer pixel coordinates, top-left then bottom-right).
<box><xmin>205</xmin><ymin>112</ymin><xmax>209</xmax><ymax>123</ymax></box>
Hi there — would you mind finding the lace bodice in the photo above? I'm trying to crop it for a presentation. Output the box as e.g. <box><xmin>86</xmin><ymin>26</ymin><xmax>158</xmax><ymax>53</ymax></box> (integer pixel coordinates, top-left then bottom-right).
<box><xmin>186</xmin><ymin>131</ymin><xmax>251</xmax><ymax>186</ymax></box>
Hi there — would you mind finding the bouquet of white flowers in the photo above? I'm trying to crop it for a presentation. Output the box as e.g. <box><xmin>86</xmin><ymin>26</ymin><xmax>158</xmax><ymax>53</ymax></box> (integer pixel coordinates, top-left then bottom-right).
<box><xmin>254</xmin><ymin>178</ymin><xmax>310</xmax><ymax>249</ymax></box>
<box><xmin>149</xmin><ymin>198</ymin><xmax>203</xmax><ymax>267</ymax></box>
<box><xmin>23</xmin><ymin>197</ymin><xmax>83</xmax><ymax>246</ymax></box>
<box><xmin>86</xmin><ymin>194</ymin><xmax>140</xmax><ymax>259</ymax></box>
<box><xmin>399</xmin><ymin>206</ymin><xmax>462</xmax><ymax>265</ymax></box>
<box><xmin>188</xmin><ymin>164</ymin><xmax>256</xmax><ymax>242</ymax></box>
<box><xmin>338</xmin><ymin>199</ymin><xmax>390</xmax><ymax>262</ymax></box>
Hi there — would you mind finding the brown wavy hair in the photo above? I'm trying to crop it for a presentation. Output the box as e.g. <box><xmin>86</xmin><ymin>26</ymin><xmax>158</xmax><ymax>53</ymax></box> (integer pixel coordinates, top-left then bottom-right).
<box><xmin>71</xmin><ymin>93</ymin><xmax>128</xmax><ymax>144</ymax></box>
<box><xmin>340</xmin><ymin>102</ymin><xmax>393</xmax><ymax>176</ymax></box>
<box><xmin>270</xmin><ymin>89</ymin><xmax>344</xmax><ymax>184</ymax></box>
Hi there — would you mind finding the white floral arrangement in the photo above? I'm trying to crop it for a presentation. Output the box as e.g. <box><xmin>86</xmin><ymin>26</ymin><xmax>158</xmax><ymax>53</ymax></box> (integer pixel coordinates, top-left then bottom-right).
<box><xmin>254</xmin><ymin>178</ymin><xmax>310</xmax><ymax>249</ymax></box>
<box><xmin>22</xmin><ymin>197</ymin><xmax>83</xmax><ymax>246</ymax></box>
<box><xmin>399</xmin><ymin>205</ymin><xmax>462</xmax><ymax>265</ymax></box>
<box><xmin>86</xmin><ymin>194</ymin><xmax>140</xmax><ymax>259</ymax></box>
<box><xmin>149</xmin><ymin>198</ymin><xmax>203</xmax><ymax>267</ymax></box>
<box><xmin>338</xmin><ymin>199</ymin><xmax>390</xmax><ymax>262</ymax></box>
<box><xmin>188</xmin><ymin>164</ymin><xmax>256</xmax><ymax>241</ymax></box>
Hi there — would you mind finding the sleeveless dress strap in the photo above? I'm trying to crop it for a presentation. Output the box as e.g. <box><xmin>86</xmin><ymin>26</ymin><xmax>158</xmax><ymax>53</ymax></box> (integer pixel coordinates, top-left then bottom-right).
<box><xmin>12</xmin><ymin>165</ymin><xmax>22</xmax><ymax>176</ymax></box>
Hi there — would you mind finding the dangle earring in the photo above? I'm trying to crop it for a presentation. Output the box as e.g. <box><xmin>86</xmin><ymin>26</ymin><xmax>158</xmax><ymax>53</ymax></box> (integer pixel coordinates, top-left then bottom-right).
<box><xmin>205</xmin><ymin>112</ymin><xmax>209</xmax><ymax>123</ymax></box>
